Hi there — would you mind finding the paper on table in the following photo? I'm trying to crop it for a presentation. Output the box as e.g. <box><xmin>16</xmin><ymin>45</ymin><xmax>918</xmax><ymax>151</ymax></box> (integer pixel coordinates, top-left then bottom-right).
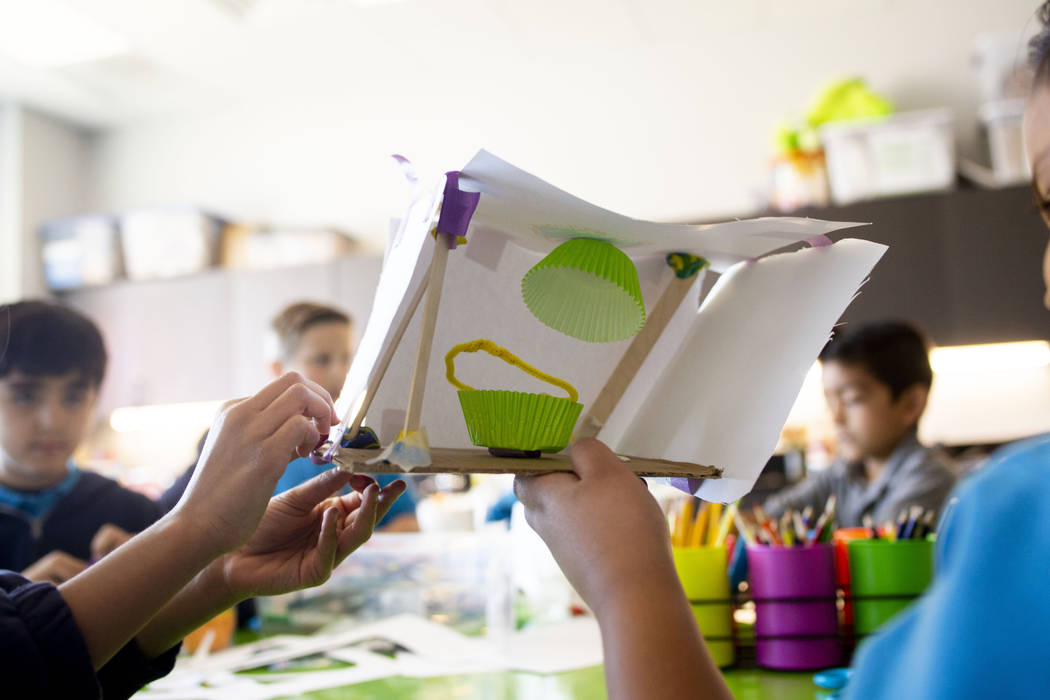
<box><xmin>602</xmin><ymin>239</ymin><xmax>887</xmax><ymax>502</ymax></box>
<box><xmin>140</xmin><ymin>615</ymin><xmax>608</xmax><ymax>698</ymax></box>
<box><xmin>502</xmin><ymin>617</ymin><xmax>603</xmax><ymax>674</ymax></box>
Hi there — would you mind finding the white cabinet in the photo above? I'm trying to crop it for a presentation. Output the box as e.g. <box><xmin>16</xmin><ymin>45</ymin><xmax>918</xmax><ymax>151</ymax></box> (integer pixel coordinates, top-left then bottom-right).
<box><xmin>65</xmin><ymin>254</ymin><xmax>382</xmax><ymax>415</ymax></box>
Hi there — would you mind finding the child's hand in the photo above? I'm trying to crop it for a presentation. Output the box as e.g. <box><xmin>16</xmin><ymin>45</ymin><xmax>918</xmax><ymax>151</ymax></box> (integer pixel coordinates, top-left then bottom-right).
<box><xmin>90</xmin><ymin>524</ymin><xmax>133</xmax><ymax>561</ymax></box>
<box><xmin>215</xmin><ymin>469</ymin><xmax>406</xmax><ymax>598</ymax></box>
<box><xmin>22</xmin><ymin>550</ymin><xmax>88</xmax><ymax>584</ymax></box>
<box><xmin>175</xmin><ymin>372</ymin><xmax>339</xmax><ymax>557</ymax></box>
<box><xmin>513</xmin><ymin>438</ymin><xmax>680</xmax><ymax>616</ymax></box>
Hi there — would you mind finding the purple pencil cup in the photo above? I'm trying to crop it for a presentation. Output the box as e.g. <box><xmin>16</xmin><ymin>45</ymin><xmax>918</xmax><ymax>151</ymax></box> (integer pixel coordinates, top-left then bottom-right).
<box><xmin>747</xmin><ymin>543</ymin><xmax>841</xmax><ymax>670</ymax></box>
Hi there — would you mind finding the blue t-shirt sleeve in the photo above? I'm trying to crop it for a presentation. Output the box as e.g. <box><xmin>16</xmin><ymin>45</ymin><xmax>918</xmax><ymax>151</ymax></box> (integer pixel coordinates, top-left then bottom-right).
<box><xmin>844</xmin><ymin>435</ymin><xmax>1050</xmax><ymax>699</ymax></box>
<box><xmin>273</xmin><ymin>458</ymin><xmax>333</xmax><ymax>497</ymax></box>
<box><xmin>274</xmin><ymin>462</ymin><xmax>417</xmax><ymax>527</ymax></box>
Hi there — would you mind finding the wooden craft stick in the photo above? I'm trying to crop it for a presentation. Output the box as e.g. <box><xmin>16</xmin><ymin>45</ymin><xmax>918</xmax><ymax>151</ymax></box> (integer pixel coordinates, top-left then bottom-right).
<box><xmin>334</xmin><ymin>446</ymin><xmax>722</xmax><ymax>479</ymax></box>
<box><xmin>344</xmin><ymin>266</ymin><xmax>431</xmax><ymax>440</ymax></box>
<box><xmin>402</xmin><ymin>237</ymin><xmax>450</xmax><ymax>435</ymax></box>
<box><xmin>575</xmin><ymin>272</ymin><xmax>696</xmax><ymax>439</ymax></box>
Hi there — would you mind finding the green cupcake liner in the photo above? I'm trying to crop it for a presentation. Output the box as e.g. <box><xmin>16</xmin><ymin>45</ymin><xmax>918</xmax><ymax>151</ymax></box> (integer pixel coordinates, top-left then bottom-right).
<box><xmin>521</xmin><ymin>238</ymin><xmax>646</xmax><ymax>343</ymax></box>
<box><xmin>457</xmin><ymin>389</ymin><xmax>583</xmax><ymax>453</ymax></box>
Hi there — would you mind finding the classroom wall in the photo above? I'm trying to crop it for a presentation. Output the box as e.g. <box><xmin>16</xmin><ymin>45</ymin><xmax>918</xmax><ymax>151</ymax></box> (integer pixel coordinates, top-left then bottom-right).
<box><xmin>0</xmin><ymin>102</ymin><xmax>20</xmax><ymax>303</ymax></box>
<box><xmin>86</xmin><ymin>0</ymin><xmax>1040</xmax><ymax>248</ymax></box>
<box><xmin>22</xmin><ymin>109</ymin><xmax>95</xmax><ymax>297</ymax></box>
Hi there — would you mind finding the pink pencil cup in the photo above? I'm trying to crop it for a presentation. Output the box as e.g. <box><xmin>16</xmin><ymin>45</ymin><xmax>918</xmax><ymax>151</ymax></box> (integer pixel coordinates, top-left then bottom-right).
<box><xmin>747</xmin><ymin>543</ymin><xmax>841</xmax><ymax>670</ymax></box>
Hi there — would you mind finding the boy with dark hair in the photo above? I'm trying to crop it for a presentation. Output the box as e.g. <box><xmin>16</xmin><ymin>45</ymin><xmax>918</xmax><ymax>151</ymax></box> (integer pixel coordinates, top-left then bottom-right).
<box><xmin>763</xmin><ymin>320</ymin><xmax>956</xmax><ymax>527</ymax></box>
<box><xmin>0</xmin><ymin>301</ymin><xmax>161</xmax><ymax>583</ymax></box>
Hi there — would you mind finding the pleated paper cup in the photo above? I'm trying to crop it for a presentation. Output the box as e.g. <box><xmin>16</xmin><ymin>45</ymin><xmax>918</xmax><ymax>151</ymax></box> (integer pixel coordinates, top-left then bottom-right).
<box><xmin>521</xmin><ymin>238</ymin><xmax>645</xmax><ymax>343</ymax></box>
<box><xmin>457</xmin><ymin>389</ymin><xmax>583</xmax><ymax>452</ymax></box>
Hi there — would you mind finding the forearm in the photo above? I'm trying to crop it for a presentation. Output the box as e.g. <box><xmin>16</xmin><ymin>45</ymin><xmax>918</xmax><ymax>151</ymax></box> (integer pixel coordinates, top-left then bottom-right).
<box><xmin>133</xmin><ymin>555</ymin><xmax>241</xmax><ymax>659</ymax></box>
<box><xmin>59</xmin><ymin>512</ymin><xmax>223</xmax><ymax>669</ymax></box>
<box><xmin>593</xmin><ymin>578</ymin><xmax>732</xmax><ymax>700</ymax></box>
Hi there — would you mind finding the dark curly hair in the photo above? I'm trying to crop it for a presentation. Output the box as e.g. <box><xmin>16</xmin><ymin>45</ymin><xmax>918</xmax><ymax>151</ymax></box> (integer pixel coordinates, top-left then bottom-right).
<box><xmin>1031</xmin><ymin>1</ymin><xmax>1050</xmax><ymax>80</ymax></box>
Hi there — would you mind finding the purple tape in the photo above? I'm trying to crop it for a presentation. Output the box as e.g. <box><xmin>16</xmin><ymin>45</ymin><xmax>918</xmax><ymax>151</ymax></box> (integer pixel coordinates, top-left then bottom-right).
<box><xmin>670</xmin><ymin>477</ymin><xmax>705</xmax><ymax>495</ymax></box>
<box><xmin>435</xmin><ymin>171</ymin><xmax>480</xmax><ymax>249</ymax></box>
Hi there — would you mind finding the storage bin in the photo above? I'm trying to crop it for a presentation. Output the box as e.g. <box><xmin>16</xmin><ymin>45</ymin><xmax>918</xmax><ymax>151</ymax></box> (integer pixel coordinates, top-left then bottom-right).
<box><xmin>39</xmin><ymin>214</ymin><xmax>122</xmax><ymax>290</ymax></box>
<box><xmin>120</xmin><ymin>207</ymin><xmax>223</xmax><ymax>280</ymax></box>
<box><xmin>978</xmin><ymin>99</ymin><xmax>1029</xmax><ymax>185</ymax></box>
<box><xmin>820</xmin><ymin>109</ymin><xmax>955</xmax><ymax>205</ymax></box>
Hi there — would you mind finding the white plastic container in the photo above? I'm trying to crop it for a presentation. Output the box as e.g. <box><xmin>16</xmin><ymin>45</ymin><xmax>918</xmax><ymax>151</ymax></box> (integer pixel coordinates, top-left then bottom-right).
<box><xmin>820</xmin><ymin>109</ymin><xmax>956</xmax><ymax>205</ymax></box>
<box><xmin>39</xmin><ymin>214</ymin><xmax>122</xmax><ymax>290</ymax></box>
<box><xmin>978</xmin><ymin>99</ymin><xmax>1029</xmax><ymax>185</ymax></box>
<box><xmin>120</xmin><ymin>207</ymin><xmax>223</xmax><ymax>280</ymax></box>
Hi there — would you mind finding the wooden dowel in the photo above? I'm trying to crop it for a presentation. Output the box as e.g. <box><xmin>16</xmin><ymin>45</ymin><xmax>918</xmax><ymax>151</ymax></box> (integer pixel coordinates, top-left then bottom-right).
<box><xmin>344</xmin><ymin>267</ymin><xmax>431</xmax><ymax>440</ymax></box>
<box><xmin>402</xmin><ymin>237</ymin><xmax>450</xmax><ymax>435</ymax></box>
<box><xmin>576</xmin><ymin>272</ymin><xmax>696</xmax><ymax>439</ymax></box>
<box><xmin>335</xmin><ymin>446</ymin><xmax>722</xmax><ymax>478</ymax></box>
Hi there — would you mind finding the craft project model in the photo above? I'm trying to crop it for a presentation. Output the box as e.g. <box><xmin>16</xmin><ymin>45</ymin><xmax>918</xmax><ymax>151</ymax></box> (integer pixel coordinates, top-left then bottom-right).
<box><xmin>312</xmin><ymin>150</ymin><xmax>886</xmax><ymax>502</ymax></box>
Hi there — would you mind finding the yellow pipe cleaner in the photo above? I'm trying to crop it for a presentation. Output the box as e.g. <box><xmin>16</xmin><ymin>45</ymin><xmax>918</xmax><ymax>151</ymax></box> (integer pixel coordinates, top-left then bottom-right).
<box><xmin>445</xmin><ymin>338</ymin><xmax>579</xmax><ymax>402</ymax></box>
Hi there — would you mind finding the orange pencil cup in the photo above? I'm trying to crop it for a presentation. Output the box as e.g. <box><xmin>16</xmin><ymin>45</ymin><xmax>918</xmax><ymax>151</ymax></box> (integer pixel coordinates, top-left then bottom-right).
<box><xmin>833</xmin><ymin>527</ymin><xmax>872</xmax><ymax>627</ymax></box>
<box><xmin>673</xmin><ymin>546</ymin><xmax>735</xmax><ymax>667</ymax></box>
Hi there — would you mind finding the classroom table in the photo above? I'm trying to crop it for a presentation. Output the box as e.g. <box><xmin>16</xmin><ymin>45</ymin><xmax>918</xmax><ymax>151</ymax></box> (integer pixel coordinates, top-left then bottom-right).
<box><xmin>267</xmin><ymin>664</ymin><xmax>822</xmax><ymax>699</ymax></box>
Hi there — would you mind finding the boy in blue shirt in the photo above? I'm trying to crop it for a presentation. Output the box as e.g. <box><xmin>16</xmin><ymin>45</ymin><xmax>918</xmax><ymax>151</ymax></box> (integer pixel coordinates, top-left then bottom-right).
<box><xmin>160</xmin><ymin>301</ymin><xmax>419</xmax><ymax>530</ymax></box>
<box><xmin>266</xmin><ymin>302</ymin><xmax>419</xmax><ymax>531</ymax></box>
<box><xmin>0</xmin><ymin>301</ymin><xmax>161</xmax><ymax>584</ymax></box>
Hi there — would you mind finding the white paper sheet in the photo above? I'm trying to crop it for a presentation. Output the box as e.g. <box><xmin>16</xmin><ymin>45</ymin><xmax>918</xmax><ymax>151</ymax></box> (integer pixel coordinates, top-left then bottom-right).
<box><xmin>459</xmin><ymin>150</ymin><xmax>864</xmax><ymax>266</ymax></box>
<box><xmin>139</xmin><ymin>615</ymin><xmax>605</xmax><ymax>699</ymax></box>
<box><xmin>333</xmin><ymin>149</ymin><xmax>883</xmax><ymax>501</ymax></box>
<box><xmin>604</xmin><ymin>239</ymin><xmax>887</xmax><ymax>502</ymax></box>
<box><xmin>502</xmin><ymin>617</ymin><xmax>603</xmax><ymax>674</ymax></box>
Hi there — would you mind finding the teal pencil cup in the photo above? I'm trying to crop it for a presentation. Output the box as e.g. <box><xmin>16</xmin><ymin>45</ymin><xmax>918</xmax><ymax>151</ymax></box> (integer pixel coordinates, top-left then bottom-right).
<box><xmin>847</xmin><ymin>539</ymin><xmax>934</xmax><ymax>636</ymax></box>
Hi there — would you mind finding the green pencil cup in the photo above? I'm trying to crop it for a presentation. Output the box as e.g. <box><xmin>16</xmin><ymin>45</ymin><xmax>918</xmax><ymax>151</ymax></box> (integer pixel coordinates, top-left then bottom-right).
<box><xmin>673</xmin><ymin>546</ymin><xmax>734</xmax><ymax>667</ymax></box>
<box><xmin>847</xmin><ymin>539</ymin><xmax>934</xmax><ymax>636</ymax></box>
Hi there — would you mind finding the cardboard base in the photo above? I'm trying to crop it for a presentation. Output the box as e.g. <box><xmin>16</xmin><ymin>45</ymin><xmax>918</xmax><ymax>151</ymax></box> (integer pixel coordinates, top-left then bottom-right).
<box><xmin>332</xmin><ymin>446</ymin><xmax>721</xmax><ymax>478</ymax></box>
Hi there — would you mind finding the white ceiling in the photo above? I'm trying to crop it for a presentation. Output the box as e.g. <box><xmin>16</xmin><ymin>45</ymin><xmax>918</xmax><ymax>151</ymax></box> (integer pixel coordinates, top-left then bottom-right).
<box><xmin>0</xmin><ymin>0</ymin><xmax>720</xmax><ymax>129</ymax></box>
<box><xmin>0</xmin><ymin>0</ymin><xmax>1041</xmax><ymax>240</ymax></box>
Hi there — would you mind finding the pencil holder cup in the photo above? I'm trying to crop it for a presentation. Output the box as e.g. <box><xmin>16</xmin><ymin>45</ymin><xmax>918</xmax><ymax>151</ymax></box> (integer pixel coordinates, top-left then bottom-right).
<box><xmin>832</xmin><ymin>527</ymin><xmax>872</xmax><ymax>627</ymax></box>
<box><xmin>847</xmin><ymin>539</ymin><xmax>934</xmax><ymax>636</ymax></box>
<box><xmin>747</xmin><ymin>543</ymin><xmax>841</xmax><ymax>670</ymax></box>
<box><xmin>673</xmin><ymin>546</ymin><xmax>734</xmax><ymax>668</ymax></box>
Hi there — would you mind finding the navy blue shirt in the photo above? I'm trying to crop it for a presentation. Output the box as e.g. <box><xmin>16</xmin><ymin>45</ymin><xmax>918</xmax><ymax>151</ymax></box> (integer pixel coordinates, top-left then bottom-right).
<box><xmin>0</xmin><ymin>468</ymin><xmax>162</xmax><ymax>571</ymax></box>
<box><xmin>0</xmin><ymin>571</ymin><xmax>179</xmax><ymax>698</ymax></box>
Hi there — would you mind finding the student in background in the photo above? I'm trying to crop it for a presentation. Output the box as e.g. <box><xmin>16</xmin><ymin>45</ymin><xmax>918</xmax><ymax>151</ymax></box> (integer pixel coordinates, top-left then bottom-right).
<box><xmin>0</xmin><ymin>301</ymin><xmax>162</xmax><ymax>584</ymax></box>
<box><xmin>161</xmin><ymin>301</ymin><xmax>418</xmax><ymax>531</ymax></box>
<box><xmin>763</xmin><ymin>321</ymin><xmax>956</xmax><ymax>527</ymax></box>
<box><xmin>515</xmin><ymin>7</ymin><xmax>1050</xmax><ymax>697</ymax></box>
<box><xmin>1</xmin><ymin>365</ymin><xmax>406</xmax><ymax>698</ymax></box>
